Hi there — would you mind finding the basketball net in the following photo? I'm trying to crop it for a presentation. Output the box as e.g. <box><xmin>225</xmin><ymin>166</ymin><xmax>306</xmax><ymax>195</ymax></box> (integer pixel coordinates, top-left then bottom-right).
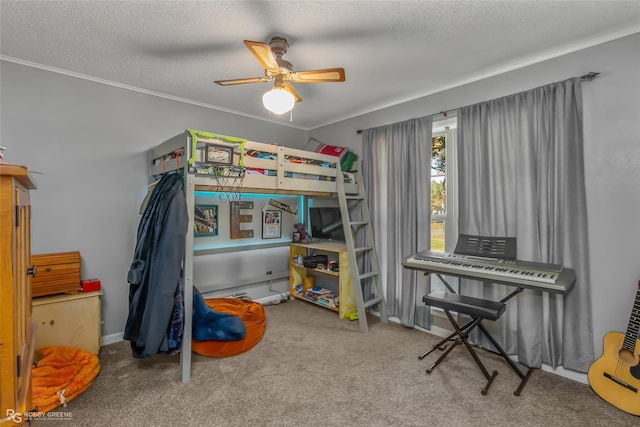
<box><xmin>213</xmin><ymin>166</ymin><xmax>245</xmax><ymax>203</ymax></box>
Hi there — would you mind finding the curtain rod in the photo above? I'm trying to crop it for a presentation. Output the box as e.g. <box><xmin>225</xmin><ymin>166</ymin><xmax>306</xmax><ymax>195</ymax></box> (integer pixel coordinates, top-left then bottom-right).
<box><xmin>356</xmin><ymin>72</ymin><xmax>600</xmax><ymax>134</ymax></box>
<box><xmin>580</xmin><ymin>71</ymin><xmax>600</xmax><ymax>81</ymax></box>
<box><xmin>356</xmin><ymin>108</ymin><xmax>454</xmax><ymax>135</ymax></box>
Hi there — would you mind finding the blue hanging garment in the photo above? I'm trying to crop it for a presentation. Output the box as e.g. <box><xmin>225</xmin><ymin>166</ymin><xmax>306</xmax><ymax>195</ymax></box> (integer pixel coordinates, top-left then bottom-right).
<box><xmin>124</xmin><ymin>172</ymin><xmax>188</xmax><ymax>358</ymax></box>
<box><xmin>192</xmin><ymin>287</ymin><xmax>246</xmax><ymax>341</ymax></box>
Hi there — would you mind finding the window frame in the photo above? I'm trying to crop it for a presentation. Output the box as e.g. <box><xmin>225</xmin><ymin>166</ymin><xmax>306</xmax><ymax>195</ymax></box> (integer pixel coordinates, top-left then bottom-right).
<box><xmin>430</xmin><ymin>126</ymin><xmax>457</xmax><ymax>253</ymax></box>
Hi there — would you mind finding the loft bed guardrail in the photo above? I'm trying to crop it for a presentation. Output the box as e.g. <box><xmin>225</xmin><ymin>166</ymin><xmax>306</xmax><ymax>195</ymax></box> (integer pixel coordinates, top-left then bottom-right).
<box><xmin>149</xmin><ymin>130</ymin><xmax>360</xmax><ymax>196</ymax></box>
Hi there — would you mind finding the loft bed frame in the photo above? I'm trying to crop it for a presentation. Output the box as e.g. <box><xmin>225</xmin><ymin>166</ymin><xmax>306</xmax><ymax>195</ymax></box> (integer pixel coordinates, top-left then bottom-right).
<box><xmin>149</xmin><ymin>129</ymin><xmax>359</xmax><ymax>196</ymax></box>
<box><xmin>148</xmin><ymin>129</ymin><xmax>361</xmax><ymax>382</ymax></box>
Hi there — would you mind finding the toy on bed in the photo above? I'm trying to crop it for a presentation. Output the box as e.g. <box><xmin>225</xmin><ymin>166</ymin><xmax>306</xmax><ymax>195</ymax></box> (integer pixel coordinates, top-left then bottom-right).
<box><xmin>304</xmin><ymin>138</ymin><xmax>358</xmax><ymax>172</ymax></box>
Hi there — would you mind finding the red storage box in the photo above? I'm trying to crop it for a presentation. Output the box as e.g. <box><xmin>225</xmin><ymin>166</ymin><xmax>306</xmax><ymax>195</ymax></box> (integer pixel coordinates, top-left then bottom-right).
<box><xmin>81</xmin><ymin>278</ymin><xmax>101</xmax><ymax>293</ymax></box>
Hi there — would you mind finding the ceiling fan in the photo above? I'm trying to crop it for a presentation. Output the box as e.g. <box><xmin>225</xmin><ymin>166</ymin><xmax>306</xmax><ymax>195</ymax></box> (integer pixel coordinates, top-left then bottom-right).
<box><xmin>214</xmin><ymin>37</ymin><xmax>345</xmax><ymax>114</ymax></box>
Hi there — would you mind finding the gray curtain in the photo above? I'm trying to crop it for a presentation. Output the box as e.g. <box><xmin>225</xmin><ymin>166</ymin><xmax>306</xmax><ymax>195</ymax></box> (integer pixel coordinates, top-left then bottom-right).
<box><xmin>457</xmin><ymin>77</ymin><xmax>593</xmax><ymax>372</ymax></box>
<box><xmin>362</xmin><ymin>116</ymin><xmax>432</xmax><ymax>327</ymax></box>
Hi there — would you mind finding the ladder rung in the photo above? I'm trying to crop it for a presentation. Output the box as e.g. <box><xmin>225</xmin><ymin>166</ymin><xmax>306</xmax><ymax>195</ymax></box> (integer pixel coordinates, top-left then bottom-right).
<box><xmin>358</xmin><ymin>271</ymin><xmax>379</xmax><ymax>280</ymax></box>
<box><xmin>354</xmin><ymin>246</ymin><xmax>373</xmax><ymax>253</ymax></box>
<box><xmin>349</xmin><ymin>221</ymin><xmax>369</xmax><ymax>227</ymax></box>
<box><xmin>346</xmin><ymin>195</ymin><xmax>364</xmax><ymax>200</ymax></box>
<box><xmin>364</xmin><ymin>297</ymin><xmax>384</xmax><ymax>309</ymax></box>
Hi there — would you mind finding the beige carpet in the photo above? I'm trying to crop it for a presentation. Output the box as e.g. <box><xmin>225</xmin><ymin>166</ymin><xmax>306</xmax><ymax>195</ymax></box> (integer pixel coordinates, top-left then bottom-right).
<box><xmin>33</xmin><ymin>298</ymin><xmax>637</xmax><ymax>426</ymax></box>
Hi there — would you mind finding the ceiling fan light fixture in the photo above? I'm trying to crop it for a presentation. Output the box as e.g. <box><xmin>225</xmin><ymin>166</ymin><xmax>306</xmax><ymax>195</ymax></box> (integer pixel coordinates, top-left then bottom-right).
<box><xmin>217</xmin><ymin>38</ymin><xmax>345</xmax><ymax>117</ymax></box>
<box><xmin>262</xmin><ymin>87</ymin><xmax>295</xmax><ymax>115</ymax></box>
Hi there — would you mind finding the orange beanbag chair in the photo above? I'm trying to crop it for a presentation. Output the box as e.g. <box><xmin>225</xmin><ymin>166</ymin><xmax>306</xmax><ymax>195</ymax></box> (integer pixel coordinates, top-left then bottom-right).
<box><xmin>31</xmin><ymin>346</ymin><xmax>100</xmax><ymax>413</ymax></box>
<box><xmin>192</xmin><ymin>298</ymin><xmax>266</xmax><ymax>357</ymax></box>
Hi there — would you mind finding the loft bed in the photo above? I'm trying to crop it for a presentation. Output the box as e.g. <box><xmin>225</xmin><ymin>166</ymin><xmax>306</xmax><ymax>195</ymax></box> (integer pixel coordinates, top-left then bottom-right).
<box><xmin>147</xmin><ymin>129</ymin><xmax>361</xmax><ymax>382</ymax></box>
<box><xmin>149</xmin><ymin>129</ymin><xmax>359</xmax><ymax>196</ymax></box>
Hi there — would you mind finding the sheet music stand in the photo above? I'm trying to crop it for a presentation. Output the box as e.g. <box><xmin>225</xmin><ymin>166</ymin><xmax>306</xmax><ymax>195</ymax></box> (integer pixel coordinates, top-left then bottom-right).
<box><xmin>420</xmin><ymin>235</ymin><xmax>534</xmax><ymax>396</ymax></box>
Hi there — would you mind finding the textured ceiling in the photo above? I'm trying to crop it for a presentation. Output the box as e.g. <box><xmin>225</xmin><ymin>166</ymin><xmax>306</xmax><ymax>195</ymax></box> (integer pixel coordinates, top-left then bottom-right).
<box><xmin>2</xmin><ymin>1</ymin><xmax>639</xmax><ymax>129</ymax></box>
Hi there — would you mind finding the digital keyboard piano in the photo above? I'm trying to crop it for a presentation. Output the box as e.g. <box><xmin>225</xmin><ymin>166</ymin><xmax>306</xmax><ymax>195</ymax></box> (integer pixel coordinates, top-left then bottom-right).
<box><xmin>405</xmin><ymin>241</ymin><xmax>576</xmax><ymax>396</ymax></box>
<box><xmin>402</xmin><ymin>250</ymin><xmax>576</xmax><ymax>294</ymax></box>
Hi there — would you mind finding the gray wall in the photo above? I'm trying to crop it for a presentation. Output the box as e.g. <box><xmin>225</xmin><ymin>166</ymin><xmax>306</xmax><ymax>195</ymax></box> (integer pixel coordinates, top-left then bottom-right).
<box><xmin>310</xmin><ymin>32</ymin><xmax>640</xmax><ymax>361</ymax></box>
<box><xmin>0</xmin><ymin>61</ymin><xmax>307</xmax><ymax>339</ymax></box>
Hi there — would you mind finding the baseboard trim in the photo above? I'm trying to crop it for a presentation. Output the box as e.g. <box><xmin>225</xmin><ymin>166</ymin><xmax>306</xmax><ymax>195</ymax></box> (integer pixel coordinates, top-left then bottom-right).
<box><xmin>254</xmin><ymin>293</ymin><xmax>290</xmax><ymax>305</ymax></box>
<box><xmin>101</xmin><ymin>332</ymin><xmax>124</xmax><ymax>347</ymax></box>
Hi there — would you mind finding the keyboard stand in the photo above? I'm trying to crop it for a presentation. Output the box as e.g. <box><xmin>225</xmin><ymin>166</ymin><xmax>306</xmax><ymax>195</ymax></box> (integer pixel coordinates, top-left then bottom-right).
<box><xmin>420</xmin><ymin>272</ymin><xmax>535</xmax><ymax>396</ymax></box>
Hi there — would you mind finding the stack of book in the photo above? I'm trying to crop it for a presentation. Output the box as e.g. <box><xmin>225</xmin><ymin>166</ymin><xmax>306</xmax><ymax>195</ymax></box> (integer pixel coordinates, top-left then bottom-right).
<box><xmin>303</xmin><ymin>286</ymin><xmax>338</xmax><ymax>308</ymax></box>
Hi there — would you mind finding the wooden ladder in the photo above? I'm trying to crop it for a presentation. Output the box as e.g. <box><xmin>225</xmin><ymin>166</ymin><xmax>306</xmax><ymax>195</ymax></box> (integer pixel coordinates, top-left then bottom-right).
<box><xmin>336</xmin><ymin>161</ymin><xmax>388</xmax><ymax>332</ymax></box>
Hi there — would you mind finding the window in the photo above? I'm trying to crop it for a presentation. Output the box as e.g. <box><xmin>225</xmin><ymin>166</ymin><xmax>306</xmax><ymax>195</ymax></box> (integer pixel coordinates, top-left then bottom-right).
<box><xmin>415</xmin><ymin>117</ymin><xmax>459</xmax><ymax>322</ymax></box>
<box><xmin>430</xmin><ymin>133</ymin><xmax>446</xmax><ymax>252</ymax></box>
<box><xmin>430</xmin><ymin>120</ymin><xmax>458</xmax><ymax>294</ymax></box>
<box><xmin>430</xmin><ymin>124</ymin><xmax>456</xmax><ymax>253</ymax></box>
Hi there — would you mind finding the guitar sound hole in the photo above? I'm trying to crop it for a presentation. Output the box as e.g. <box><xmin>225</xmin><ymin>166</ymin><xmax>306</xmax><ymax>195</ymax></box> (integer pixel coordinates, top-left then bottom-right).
<box><xmin>619</xmin><ymin>348</ymin><xmax>635</xmax><ymax>364</ymax></box>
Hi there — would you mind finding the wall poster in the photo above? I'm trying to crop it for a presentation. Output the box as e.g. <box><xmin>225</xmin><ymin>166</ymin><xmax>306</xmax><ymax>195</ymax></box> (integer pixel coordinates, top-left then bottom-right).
<box><xmin>194</xmin><ymin>204</ymin><xmax>218</xmax><ymax>236</ymax></box>
<box><xmin>262</xmin><ymin>210</ymin><xmax>282</xmax><ymax>239</ymax></box>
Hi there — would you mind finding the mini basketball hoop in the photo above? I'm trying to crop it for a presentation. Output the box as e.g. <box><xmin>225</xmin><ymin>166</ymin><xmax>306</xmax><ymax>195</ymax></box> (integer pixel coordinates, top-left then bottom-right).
<box><xmin>213</xmin><ymin>166</ymin><xmax>245</xmax><ymax>203</ymax></box>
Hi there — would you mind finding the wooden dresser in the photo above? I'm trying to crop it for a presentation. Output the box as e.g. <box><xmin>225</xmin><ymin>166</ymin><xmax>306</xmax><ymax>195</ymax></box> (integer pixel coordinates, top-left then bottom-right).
<box><xmin>0</xmin><ymin>164</ymin><xmax>37</xmax><ymax>425</ymax></box>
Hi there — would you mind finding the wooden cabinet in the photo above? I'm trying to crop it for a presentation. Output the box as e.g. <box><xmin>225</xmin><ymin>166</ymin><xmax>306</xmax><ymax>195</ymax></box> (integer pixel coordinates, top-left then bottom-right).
<box><xmin>0</xmin><ymin>164</ymin><xmax>36</xmax><ymax>426</ymax></box>
<box><xmin>289</xmin><ymin>242</ymin><xmax>357</xmax><ymax>319</ymax></box>
<box><xmin>32</xmin><ymin>291</ymin><xmax>102</xmax><ymax>355</ymax></box>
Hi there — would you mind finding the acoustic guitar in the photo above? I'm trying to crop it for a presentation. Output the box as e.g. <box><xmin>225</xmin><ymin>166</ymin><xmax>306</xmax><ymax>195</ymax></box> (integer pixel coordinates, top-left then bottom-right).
<box><xmin>587</xmin><ymin>280</ymin><xmax>640</xmax><ymax>415</ymax></box>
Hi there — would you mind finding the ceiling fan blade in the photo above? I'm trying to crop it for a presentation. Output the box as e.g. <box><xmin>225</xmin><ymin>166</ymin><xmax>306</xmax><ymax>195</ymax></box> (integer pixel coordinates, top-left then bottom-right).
<box><xmin>282</xmin><ymin>83</ymin><xmax>302</xmax><ymax>103</ymax></box>
<box><xmin>243</xmin><ymin>40</ymin><xmax>280</xmax><ymax>74</ymax></box>
<box><xmin>214</xmin><ymin>77</ymin><xmax>269</xmax><ymax>86</ymax></box>
<box><xmin>290</xmin><ymin>68</ymin><xmax>345</xmax><ymax>83</ymax></box>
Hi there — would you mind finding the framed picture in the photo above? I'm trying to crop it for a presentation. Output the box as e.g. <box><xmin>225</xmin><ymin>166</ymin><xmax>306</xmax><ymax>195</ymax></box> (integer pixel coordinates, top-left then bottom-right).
<box><xmin>205</xmin><ymin>144</ymin><xmax>233</xmax><ymax>166</ymax></box>
<box><xmin>262</xmin><ymin>210</ymin><xmax>282</xmax><ymax>239</ymax></box>
<box><xmin>194</xmin><ymin>204</ymin><xmax>218</xmax><ymax>236</ymax></box>
<box><xmin>293</xmin><ymin>232</ymin><xmax>301</xmax><ymax>243</ymax></box>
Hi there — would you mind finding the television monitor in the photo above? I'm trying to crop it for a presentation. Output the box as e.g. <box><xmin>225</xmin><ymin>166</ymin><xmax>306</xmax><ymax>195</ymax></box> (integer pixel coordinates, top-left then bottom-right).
<box><xmin>309</xmin><ymin>207</ymin><xmax>345</xmax><ymax>241</ymax></box>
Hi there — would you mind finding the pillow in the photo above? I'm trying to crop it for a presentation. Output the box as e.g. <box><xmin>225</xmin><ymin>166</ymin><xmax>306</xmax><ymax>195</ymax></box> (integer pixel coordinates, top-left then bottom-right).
<box><xmin>304</xmin><ymin>138</ymin><xmax>357</xmax><ymax>172</ymax></box>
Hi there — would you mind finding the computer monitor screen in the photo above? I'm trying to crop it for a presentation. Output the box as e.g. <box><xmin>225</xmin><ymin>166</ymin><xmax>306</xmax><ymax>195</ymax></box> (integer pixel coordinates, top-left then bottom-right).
<box><xmin>308</xmin><ymin>207</ymin><xmax>344</xmax><ymax>241</ymax></box>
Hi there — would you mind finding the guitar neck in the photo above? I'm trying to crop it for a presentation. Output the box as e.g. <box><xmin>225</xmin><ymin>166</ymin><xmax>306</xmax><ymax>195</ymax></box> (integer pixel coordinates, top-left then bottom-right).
<box><xmin>623</xmin><ymin>280</ymin><xmax>640</xmax><ymax>353</ymax></box>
